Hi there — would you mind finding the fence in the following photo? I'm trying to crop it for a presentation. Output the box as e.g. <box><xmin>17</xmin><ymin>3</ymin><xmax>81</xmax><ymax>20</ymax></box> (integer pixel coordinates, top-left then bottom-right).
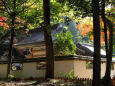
<box><xmin>59</xmin><ymin>77</ymin><xmax>115</xmax><ymax>86</ymax></box>
<box><xmin>112</xmin><ymin>79</ymin><xmax>115</xmax><ymax>86</ymax></box>
<box><xmin>57</xmin><ymin>77</ymin><xmax>92</xmax><ymax>86</ymax></box>
<box><xmin>76</xmin><ymin>78</ymin><xmax>92</xmax><ymax>86</ymax></box>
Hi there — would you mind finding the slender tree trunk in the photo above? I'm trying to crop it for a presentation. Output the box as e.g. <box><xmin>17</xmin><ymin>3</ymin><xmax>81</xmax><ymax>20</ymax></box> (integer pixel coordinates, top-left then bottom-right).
<box><xmin>43</xmin><ymin>0</ymin><xmax>55</xmax><ymax>79</ymax></box>
<box><xmin>6</xmin><ymin>0</ymin><xmax>16</xmax><ymax>80</ymax></box>
<box><xmin>6</xmin><ymin>26</ymin><xmax>15</xmax><ymax>80</ymax></box>
<box><xmin>101</xmin><ymin>0</ymin><xmax>108</xmax><ymax>54</ymax></box>
<box><xmin>101</xmin><ymin>0</ymin><xmax>113</xmax><ymax>86</ymax></box>
<box><xmin>92</xmin><ymin>0</ymin><xmax>101</xmax><ymax>86</ymax></box>
<box><xmin>103</xmin><ymin>19</ymin><xmax>113</xmax><ymax>86</ymax></box>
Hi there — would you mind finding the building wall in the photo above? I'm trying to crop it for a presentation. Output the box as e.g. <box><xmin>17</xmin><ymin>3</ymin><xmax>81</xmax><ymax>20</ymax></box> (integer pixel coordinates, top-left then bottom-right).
<box><xmin>101</xmin><ymin>62</ymin><xmax>115</xmax><ymax>78</ymax></box>
<box><xmin>0</xmin><ymin>60</ymin><xmax>74</xmax><ymax>79</ymax></box>
<box><xmin>25</xmin><ymin>46</ymin><xmax>46</xmax><ymax>58</ymax></box>
<box><xmin>0</xmin><ymin>64</ymin><xmax>7</xmax><ymax>79</ymax></box>
<box><xmin>74</xmin><ymin>60</ymin><xmax>115</xmax><ymax>79</ymax></box>
<box><xmin>54</xmin><ymin>60</ymin><xmax>74</xmax><ymax>77</ymax></box>
<box><xmin>0</xmin><ymin>59</ymin><xmax>115</xmax><ymax>79</ymax></box>
<box><xmin>74</xmin><ymin>60</ymin><xmax>93</xmax><ymax>78</ymax></box>
<box><xmin>11</xmin><ymin>62</ymin><xmax>45</xmax><ymax>79</ymax></box>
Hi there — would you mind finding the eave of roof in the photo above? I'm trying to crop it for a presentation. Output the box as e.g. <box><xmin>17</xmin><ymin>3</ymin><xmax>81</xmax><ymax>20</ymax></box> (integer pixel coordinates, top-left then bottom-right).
<box><xmin>0</xmin><ymin>55</ymin><xmax>115</xmax><ymax>64</ymax></box>
<box><xmin>14</xmin><ymin>41</ymin><xmax>45</xmax><ymax>49</ymax></box>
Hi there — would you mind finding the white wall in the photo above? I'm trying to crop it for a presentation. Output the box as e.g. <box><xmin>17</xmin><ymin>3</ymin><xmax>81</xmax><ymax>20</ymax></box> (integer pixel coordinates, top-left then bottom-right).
<box><xmin>11</xmin><ymin>62</ymin><xmax>45</xmax><ymax>79</ymax></box>
<box><xmin>54</xmin><ymin>60</ymin><xmax>74</xmax><ymax>77</ymax></box>
<box><xmin>11</xmin><ymin>60</ymin><xmax>74</xmax><ymax>79</ymax></box>
<box><xmin>74</xmin><ymin>60</ymin><xmax>115</xmax><ymax>79</ymax></box>
<box><xmin>0</xmin><ymin>64</ymin><xmax>7</xmax><ymax>79</ymax></box>
<box><xmin>74</xmin><ymin>60</ymin><xmax>93</xmax><ymax>78</ymax></box>
<box><xmin>0</xmin><ymin>59</ymin><xmax>115</xmax><ymax>79</ymax></box>
<box><xmin>0</xmin><ymin>60</ymin><xmax>74</xmax><ymax>79</ymax></box>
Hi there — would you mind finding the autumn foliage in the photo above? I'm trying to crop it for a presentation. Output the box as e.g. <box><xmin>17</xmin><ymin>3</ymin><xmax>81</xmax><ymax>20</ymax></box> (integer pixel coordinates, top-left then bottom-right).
<box><xmin>76</xmin><ymin>17</ymin><xmax>110</xmax><ymax>44</ymax></box>
<box><xmin>0</xmin><ymin>16</ymin><xmax>31</xmax><ymax>34</ymax></box>
<box><xmin>0</xmin><ymin>16</ymin><xmax>8</xmax><ymax>29</ymax></box>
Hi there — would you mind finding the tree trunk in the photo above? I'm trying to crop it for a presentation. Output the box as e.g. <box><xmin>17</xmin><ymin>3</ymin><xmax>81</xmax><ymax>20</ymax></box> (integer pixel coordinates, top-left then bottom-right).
<box><xmin>92</xmin><ymin>0</ymin><xmax>101</xmax><ymax>86</ymax></box>
<box><xmin>103</xmin><ymin>18</ymin><xmax>113</xmax><ymax>86</ymax></box>
<box><xmin>101</xmin><ymin>0</ymin><xmax>108</xmax><ymax>55</ymax></box>
<box><xmin>6</xmin><ymin>16</ymin><xmax>15</xmax><ymax>80</ymax></box>
<box><xmin>6</xmin><ymin>27</ymin><xmax>14</xmax><ymax>80</ymax></box>
<box><xmin>6</xmin><ymin>0</ymin><xmax>16</xmax><ymax>80</ymax></box>
<box><xmin>101</xmin><ymin>0</ymin><xmax>113</xmax><ymax>86</ymax></box>
<box><xmin>43</xmin><ymin>0</ymin><xmax>55</xmax><ymax>79</ymax></box>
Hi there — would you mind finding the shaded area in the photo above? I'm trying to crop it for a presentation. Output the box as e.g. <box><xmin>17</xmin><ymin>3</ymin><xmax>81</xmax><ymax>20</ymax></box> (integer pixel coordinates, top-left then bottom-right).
<box><xmin>0</xmin><ymin>33</ymin><xmax>25</xmax><ymax>61</ymax></box>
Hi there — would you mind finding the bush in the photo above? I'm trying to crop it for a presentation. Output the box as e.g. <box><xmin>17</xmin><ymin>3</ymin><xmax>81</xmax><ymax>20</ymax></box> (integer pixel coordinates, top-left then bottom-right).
<box><xmin>54</xmin><ymin>30</ymin><xmax>76</xmax><ymax>56</ymax></box>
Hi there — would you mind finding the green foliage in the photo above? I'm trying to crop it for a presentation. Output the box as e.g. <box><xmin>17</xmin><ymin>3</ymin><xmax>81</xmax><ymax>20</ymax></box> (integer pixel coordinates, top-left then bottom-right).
<box><xmin>0</xmin><ymin>0</ymin><xmax>85</xmax><ymax>30</ymax></box>
<box><xmin>68</xmin><ymin>70</ymin><xmax>74</xmax><ymax>79</ymax></box>
<box><xmin>57</xmin><ymin>0</ymin><xmax>91</xmax><ymax>18</ymax></box>
<box><xmin>64</xmin><ymin>70</ymin><xmax>76</xmax><ymax>80</ymax></box>
<box><xmin>19</xmin><ymin>0</ymin><xmax>43</xmax><ymax>28</ymax></box>
<box><xmin>50</xmin><ymin>1</ymin><xmax>64</xmax><ymax>22</ymax></box>
<box><xmin>54</xmin><ymin>30</ymin><xmax>76</xmax><ymax>56</ymax></box>
<box><xmin>8</xmin><ymin>74</ymin><xmax>15</xmax><ymax>79</ymax></box>
<box><xmin>19</xmin><ymin>0</ymin><xmax>72</xmax><ymax>28</ymax></box>
<box><xmin>0</xmin><ymin>0</ymin><xmax>35</xmax><ymax>29</ymax></box>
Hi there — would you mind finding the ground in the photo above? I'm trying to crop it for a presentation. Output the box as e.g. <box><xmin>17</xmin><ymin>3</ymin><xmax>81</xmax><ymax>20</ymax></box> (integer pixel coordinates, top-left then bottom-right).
<box><xmin>0</xmin><ymin>79</ymin><xmax>90</xmax><ymax>86</ymax></box>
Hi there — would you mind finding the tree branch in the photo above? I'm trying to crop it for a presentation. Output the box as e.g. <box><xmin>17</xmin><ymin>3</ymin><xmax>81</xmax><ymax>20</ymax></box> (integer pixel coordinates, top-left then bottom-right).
<box><xmin>1</xmin><ymin>0</ymin><xmax>11</xmax><ymax>16</ymax></box>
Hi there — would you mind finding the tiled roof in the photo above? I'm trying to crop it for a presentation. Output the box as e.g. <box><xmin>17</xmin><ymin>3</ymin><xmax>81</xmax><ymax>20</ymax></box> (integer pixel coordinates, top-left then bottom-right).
<box><xmin>14</xmin><ymin>24</ymin><xmax>65</xmax><ymax>46</ymax></box>
<box><xmin>76</xmin><ymin>43</ymin><xmax>106</xmax><ymax>57</ymax></box>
